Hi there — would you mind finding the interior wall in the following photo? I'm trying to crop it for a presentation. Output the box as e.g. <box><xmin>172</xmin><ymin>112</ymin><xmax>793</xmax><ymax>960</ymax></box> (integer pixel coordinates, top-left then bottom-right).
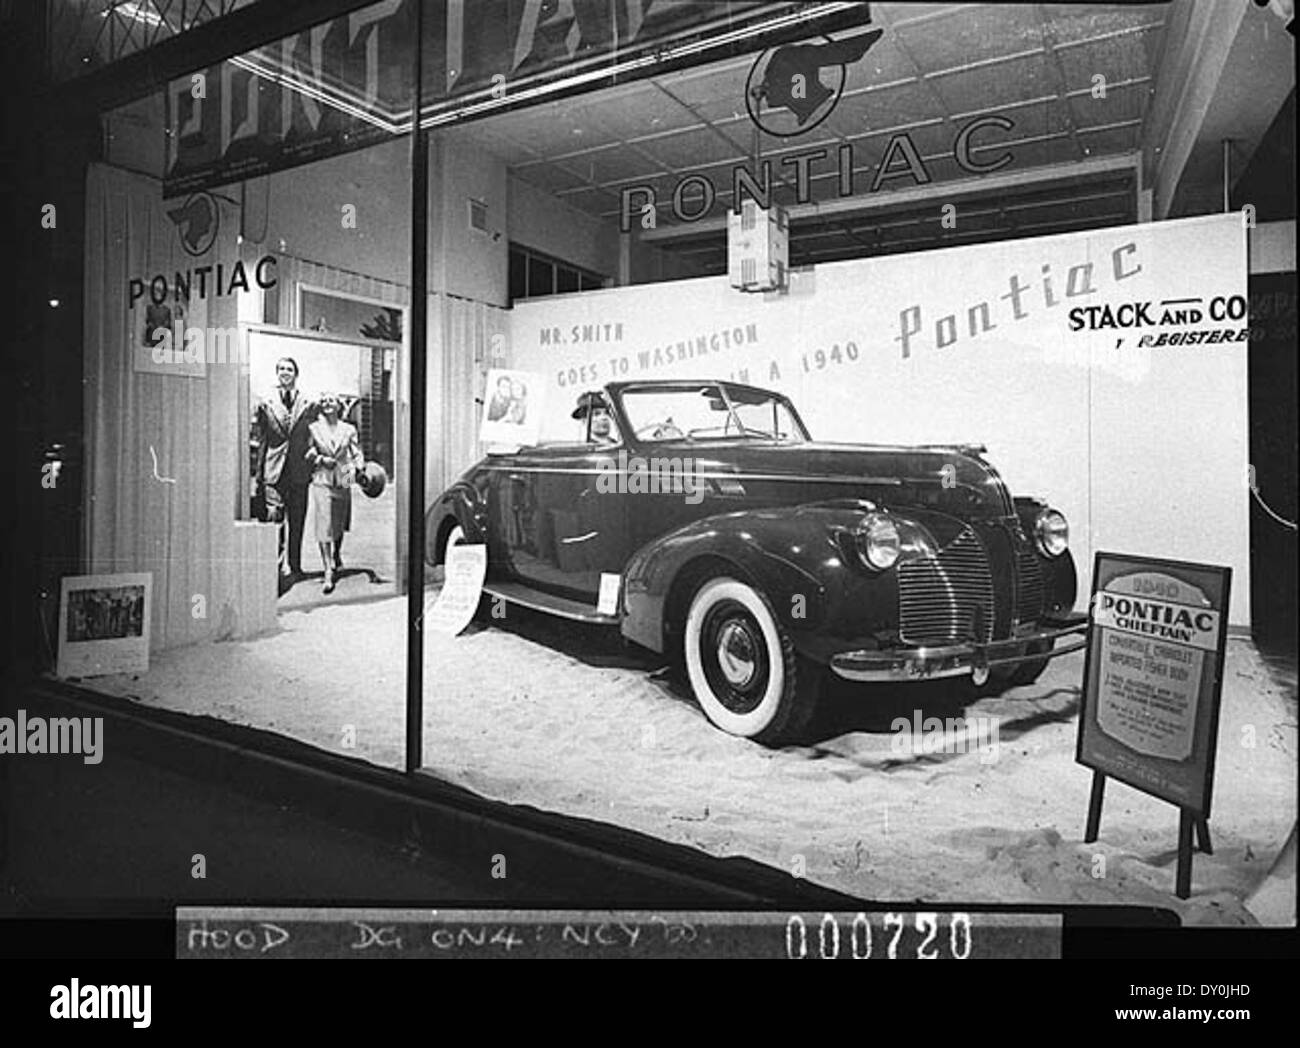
<box><xmin>508</xmin><ymin>173</ymin><xmax>619</xmax><ymax>279</ymax></box>
<box><xmin>432</xmin><ymin>132</ymin><xmax>509</xmax><ymax>307</ymax></box>
<box><xmin>259</xmin><ymin>138</ymin><xmax>412</xmax><ymax>285</ymax></box>
<box><xmin>505</xmin><ymin>213</ymin><xmax>1253</xmax><ymax>625</ymax></box>
<box><xmin>625</xmin><ymin>231</ymin><xmax>711</xmax><ymax>285</ymax></box>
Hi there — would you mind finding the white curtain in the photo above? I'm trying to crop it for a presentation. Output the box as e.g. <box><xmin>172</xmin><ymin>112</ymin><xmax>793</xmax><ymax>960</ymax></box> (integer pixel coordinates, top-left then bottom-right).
<box><xmin>428</xmin><ymin>293</ymin><xmax>507</xmax><ymax>499</ymax></box>
<box><xmin>83</xmin><ymin>162</ymin><xmax>275</xmax><ymax>649</ymax></box>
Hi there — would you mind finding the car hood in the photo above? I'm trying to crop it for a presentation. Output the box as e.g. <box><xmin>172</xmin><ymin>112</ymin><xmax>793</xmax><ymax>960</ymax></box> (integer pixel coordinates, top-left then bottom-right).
<box><xmin>658</xmin><ymin>439</ymin><xmax>1012</xmax><ymax>522</ymax></box>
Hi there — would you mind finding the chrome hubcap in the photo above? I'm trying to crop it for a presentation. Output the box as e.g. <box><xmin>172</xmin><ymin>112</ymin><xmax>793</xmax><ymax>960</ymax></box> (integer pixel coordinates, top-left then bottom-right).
<box><xmin>716</xmin><ymin>621</ymin><xmax>757</xmax><ymax>687</ymax></box>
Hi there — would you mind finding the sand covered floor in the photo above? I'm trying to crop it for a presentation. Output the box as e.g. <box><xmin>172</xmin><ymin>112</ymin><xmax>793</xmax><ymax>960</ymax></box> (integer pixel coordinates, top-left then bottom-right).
<box><xmin>87</xmin><ymin>592</ymin><xmax>1296</xmax><ymax>925</ymax></box>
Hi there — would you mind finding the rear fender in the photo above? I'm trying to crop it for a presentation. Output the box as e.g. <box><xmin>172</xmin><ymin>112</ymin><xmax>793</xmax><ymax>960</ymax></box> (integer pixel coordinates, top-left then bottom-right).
<box><xmin>424</xmin><ymin>483</ymin><xmax>486</xmax><ymax>566</ymax></box>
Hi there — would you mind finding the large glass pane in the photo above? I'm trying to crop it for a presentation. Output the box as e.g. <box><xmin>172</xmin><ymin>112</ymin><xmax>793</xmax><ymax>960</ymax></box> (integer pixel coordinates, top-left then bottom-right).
<box><xmin>412</xmin><ymin>0</ymin><xmax>1295</xmax><ymax>930</ymax></box>
<box><xmin>555</xmin><ymin>266</ymin><xmax>580</xmax><ymax>295</ymax></box>
<box><xmin>508</xmin><ymin>247</ymin><xmax>528</xmax><ymax>303</ymax></box>
<box><xmin>72</xmin><ymin>0</ymin><xmax>415</xmax><ymax>771</ymax></box>
<box><xmin>527</xmin><ymin>256</ymin><xmax>553</xmax><ymax>299</ymax></box>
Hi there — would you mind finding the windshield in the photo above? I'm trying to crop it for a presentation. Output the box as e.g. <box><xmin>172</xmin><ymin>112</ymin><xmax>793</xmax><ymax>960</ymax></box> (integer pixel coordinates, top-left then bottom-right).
<box><xmin>619</xmin><ymin>385</ymin><xmax>808</xmax><ymax>443</ymax></box>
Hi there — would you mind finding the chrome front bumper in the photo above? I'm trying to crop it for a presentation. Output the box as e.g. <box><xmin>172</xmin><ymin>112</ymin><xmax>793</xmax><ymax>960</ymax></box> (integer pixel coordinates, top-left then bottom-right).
<box><xmin>829</xmin><ymin>615</ymin><xmax>1088</xmax><ymax>684</ymax></box>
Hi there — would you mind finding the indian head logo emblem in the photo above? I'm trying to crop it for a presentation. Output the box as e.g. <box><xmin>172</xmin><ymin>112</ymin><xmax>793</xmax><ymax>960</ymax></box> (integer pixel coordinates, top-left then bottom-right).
<box><xmin>166</xmin><ymin>191</ymin><xmax>219</xmax><ymax>257</ymax></box>
<box><xmin>746</xmin><ymin>28</ymin><xmax>883</xmax><ymax>137</ymax></box>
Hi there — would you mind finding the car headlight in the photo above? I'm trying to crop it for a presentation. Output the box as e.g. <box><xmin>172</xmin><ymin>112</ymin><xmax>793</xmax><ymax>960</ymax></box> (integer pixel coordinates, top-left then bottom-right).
<box><xmin>1034</xmin><ymin>508</ymin><xmax>1069</xmax><ymax>557</ymax></box>
<box><xmin>855</xmin><ymin>513</ymin><xmax>901</xmax><ymax>571</ymax></box>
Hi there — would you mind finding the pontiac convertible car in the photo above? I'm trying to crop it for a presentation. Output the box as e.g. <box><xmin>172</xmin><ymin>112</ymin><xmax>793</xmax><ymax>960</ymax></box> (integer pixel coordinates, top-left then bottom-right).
<box><xmin>427</xmin><ymin>379</ymin><xmax>1086</xmax><ymax>744</ymax></box>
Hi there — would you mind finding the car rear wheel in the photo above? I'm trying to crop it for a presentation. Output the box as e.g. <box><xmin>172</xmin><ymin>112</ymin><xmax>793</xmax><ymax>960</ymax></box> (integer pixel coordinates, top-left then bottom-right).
<box><xmin>683</xmin><ymin>576</ymin><xmax>821</xmax><ymax>745</ymax></box>
<box><xmin>440</xmin><ymin>522</ymin><xmax>466</xmax><ymax>566</ymax></box>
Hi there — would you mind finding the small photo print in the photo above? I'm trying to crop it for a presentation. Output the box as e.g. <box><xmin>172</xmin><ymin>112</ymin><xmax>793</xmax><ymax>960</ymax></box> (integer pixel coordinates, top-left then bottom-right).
<box><xmin>480</xmin><ymin>368</ymin><xmax>544</xmax><ymax>448</ymax></box>
<box><xmin>134</xmin><ymin>300</ymin><xmax>204</xmax><ymax>377</ymax></box>
<box><xmin>58</xmin><ymin>572</ymin><xmax>153</xmax><ymax>679</ymax></box>
<box><xmin>142</xmin><ymin>303</ymin><xmax>174</xmax><ymax>348</ymax></box>
<box><xmin>67</xmin><ymin>585</ymin><xmax>146</xmax><ymax>641</ymax></box>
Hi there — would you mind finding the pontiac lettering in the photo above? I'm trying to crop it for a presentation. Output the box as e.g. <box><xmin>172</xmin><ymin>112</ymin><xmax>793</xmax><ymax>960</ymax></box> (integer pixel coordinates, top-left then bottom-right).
<box><xmin>1095</xmin><ymin>593</ymin><xmax>1219</xmax><ymax>649</ymax></box>
<box><xmin>127</xmin><ymin>256</ymin><xmax>277</xmax><ymax>308</ymax></box>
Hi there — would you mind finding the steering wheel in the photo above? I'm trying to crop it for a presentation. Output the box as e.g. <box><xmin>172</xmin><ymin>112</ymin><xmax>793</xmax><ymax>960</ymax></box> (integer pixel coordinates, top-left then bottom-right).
<box><xmin>635</xmin><ymin>419</ymin><xmax>684</xmax><ymax>441</ymax></box>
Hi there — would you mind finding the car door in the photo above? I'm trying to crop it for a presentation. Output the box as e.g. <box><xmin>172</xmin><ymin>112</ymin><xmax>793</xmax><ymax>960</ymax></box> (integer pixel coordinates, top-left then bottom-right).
<box><xmin>622</xmin><ymin>442</ymin><xmax>755</xmax><ymax>555</ymax></box>
<box><xmin>494</xmin><ymin>445</ymin><xmax>627</xmax><ymax>602</ymax></box>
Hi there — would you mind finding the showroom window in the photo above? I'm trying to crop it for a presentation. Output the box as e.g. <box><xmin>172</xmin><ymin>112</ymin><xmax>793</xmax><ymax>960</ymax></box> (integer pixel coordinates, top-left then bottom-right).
<box><xmin>41</xmin><ymin>0</ymin><xmax>1296</xmax><ymax>931</ymax></box>
<box><xmin>82</xmin><ymin>0</ymin><xmax>416</xmax><ymax>769</ymax></box>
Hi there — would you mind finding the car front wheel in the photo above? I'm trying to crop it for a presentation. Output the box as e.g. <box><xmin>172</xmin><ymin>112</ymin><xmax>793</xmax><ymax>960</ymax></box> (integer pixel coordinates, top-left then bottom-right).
<box><xmin>683</xmin><ymin>576</ymin><xmax>821</xmax><ymax>745</ymax></box>
<box><xmin>1009</xmin><ymin>638</ymin><xmax>1054</xmax><ymax>686</ymax></box>
<box><xmin>981</xmin><ymin>637</ymin><xmax>1054</xmax><ymax>694</ymax></box>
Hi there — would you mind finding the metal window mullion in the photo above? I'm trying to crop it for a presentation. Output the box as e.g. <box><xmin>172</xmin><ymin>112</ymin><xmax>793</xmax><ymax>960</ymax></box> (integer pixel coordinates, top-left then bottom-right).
<box><xmin>405</xmin><ymin>0</ymin><xmax>429</xmax><ymax>775</ymax></box>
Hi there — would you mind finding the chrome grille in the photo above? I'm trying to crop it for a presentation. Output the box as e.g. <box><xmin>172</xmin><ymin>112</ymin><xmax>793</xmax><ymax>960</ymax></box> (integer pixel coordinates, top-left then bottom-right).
<box><xmin>898</xmin><ymin>527</ymin><xmax>995</xmax><ymax>645</ymax></box>
<box><xmin>1015</xmin><ymin>542</ymin><xmax>1045</xmax><ymax>623</ymax></box>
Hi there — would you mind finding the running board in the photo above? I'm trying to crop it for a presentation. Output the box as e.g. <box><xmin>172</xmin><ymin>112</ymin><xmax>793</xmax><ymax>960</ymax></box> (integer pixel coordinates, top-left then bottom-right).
<box><xmin>483</xmin><ymin>582</ymin><xmax>619</xmax><ymax>625</ymax></box>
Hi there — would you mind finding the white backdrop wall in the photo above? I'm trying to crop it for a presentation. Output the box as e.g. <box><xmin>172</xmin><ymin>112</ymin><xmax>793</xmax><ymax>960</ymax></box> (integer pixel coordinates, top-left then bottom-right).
<box><xmin>506</xmin><ymin>214</ymin><xmax>1251</xmax><ymax>624</ymax></box>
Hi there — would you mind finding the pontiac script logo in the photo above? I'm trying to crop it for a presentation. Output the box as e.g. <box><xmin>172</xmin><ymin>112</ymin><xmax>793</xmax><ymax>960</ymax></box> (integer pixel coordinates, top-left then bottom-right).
<box><xmin>745</xmin><ymin>28</ymin><xmax>883</xmax><ymax>137</ymax></box>
<box><xmin>166</xmin><ymin>191</ymin><xmax>219</xmax><ymax>256</ymax></box>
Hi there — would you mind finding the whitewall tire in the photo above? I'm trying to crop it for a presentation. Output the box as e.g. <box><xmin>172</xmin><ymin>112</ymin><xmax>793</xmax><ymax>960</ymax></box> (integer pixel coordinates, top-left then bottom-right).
<box><xmin>683</xmin><ymin>576</ymin><xmax>821</xmax><ymax>745</ymax></box>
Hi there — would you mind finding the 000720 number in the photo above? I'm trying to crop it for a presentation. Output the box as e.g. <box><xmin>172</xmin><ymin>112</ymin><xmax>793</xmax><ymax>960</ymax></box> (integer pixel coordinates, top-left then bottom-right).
<box><xmin>785</xmin><ymin>912</ymin><xmax>972</xmax><ymax>960</ymax></box>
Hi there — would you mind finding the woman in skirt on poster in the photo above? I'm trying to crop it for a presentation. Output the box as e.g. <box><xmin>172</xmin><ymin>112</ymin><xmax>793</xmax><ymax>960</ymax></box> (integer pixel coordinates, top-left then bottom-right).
<box><xmin>305</xmin><ymin>394</ymin><xmax>366</xmax><ymax>593</ymax></box>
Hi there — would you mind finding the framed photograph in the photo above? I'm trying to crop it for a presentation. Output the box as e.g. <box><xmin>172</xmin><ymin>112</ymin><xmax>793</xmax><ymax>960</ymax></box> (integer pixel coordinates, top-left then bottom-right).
<box><xmin>480</xmin><ymin>368</ymin><xmax>544</xmax><ymax>448</ymax></box>
<box><xmin>57</xmin><ymin>573</ymin><xmax>153</xmax><ymax>679</ymax></box>
<box><xmin>132</xmin><ymin>297</ymin><xmax>207</xmax><ymax>378</ymax></box>
<box><xmin>296</xmin><ymin>284</ymin><xmax>405</xmax><ymax>346</ymax></box>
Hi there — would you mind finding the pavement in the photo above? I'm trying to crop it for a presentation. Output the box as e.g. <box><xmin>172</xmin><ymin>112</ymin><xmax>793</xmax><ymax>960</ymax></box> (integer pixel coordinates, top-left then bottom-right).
<box><xmin>0</xmin><ymin>721</ymin><xmax>514</xmax><ymax>915</ymax></box>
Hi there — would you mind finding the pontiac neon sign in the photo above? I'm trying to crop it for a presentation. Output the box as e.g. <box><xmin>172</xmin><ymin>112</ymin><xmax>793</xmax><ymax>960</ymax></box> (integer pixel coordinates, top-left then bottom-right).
<box><xmin>618</xmin><ymin>114</ymin><xmax>1016</xmax><ymax>231</ymax></box>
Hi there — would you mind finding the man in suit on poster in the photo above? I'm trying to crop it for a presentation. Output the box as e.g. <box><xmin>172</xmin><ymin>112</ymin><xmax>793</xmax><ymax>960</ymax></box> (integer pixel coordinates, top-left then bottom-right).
<box><xmin>254</xmin><ymin>357</ymin><xmax>317</xmax><ymax>582</ymax></box>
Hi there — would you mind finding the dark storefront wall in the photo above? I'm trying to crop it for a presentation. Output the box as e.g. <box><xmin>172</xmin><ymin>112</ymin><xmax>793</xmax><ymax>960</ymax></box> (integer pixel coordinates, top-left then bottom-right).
<box><xmin>1248</xmin><ymin>269</ymin><xmax>1299</xmax><ymax>649</ymax></box>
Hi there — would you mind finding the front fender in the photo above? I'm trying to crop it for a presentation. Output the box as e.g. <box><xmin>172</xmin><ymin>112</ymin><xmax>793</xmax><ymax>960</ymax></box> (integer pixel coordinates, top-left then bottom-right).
<box><xmin>621</xmin><ymin>503</ymin><xmax>902</xmax><ymax>659</ymax></box>
<box><xmin>1014</xmin><ymin>497</ymin><xmax>1079</xmax><ymax>614</ymax></box>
